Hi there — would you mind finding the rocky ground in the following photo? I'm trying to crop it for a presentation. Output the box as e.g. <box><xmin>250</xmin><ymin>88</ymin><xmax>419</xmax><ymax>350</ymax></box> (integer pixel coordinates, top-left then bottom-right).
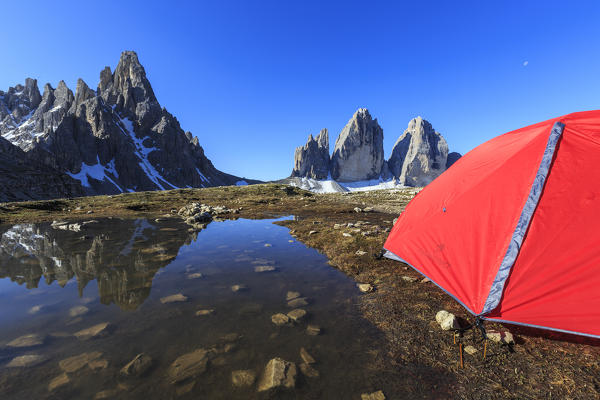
<box><xmin>1</xmin><ymin>184</ymin><xmax>599</xmax><ymax>399</ymax></box>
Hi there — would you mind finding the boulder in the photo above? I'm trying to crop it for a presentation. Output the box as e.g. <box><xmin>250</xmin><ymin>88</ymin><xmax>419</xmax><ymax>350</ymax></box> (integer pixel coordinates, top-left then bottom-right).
<box><xmin>331</xmin><ymin>108</ymin><xmax>384</xmax><ymax>181</ymax></box>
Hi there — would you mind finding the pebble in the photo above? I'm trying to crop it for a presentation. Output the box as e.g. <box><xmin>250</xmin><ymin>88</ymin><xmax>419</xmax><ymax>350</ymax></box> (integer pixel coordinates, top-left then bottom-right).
<box><xmin>120</xmin><ymin>353</ymin><xmax>153</xmax><ymax>377</ymax></box>
<box><xmin>343</xmin><ymin>233</ymin><xmax>352</xmax><ymax>237</ymax></box>
<box><xmin>401</xmin><ymin>276</ymin><xmax>418</xmax><ymax>283</ymax></box>
<box><xmin>231</xmin><ymin>284</ymin><xmax>248</xmax><ymax>292</ymax></box>
<box><xmin>299</xmin><ymin>362</ymin><xmax>320</xmax><ymax>378</ymax></box>
<box><xmin>196</xmin><ymin>309</ymin><xmax>215</xmax><ymax>316</ymax></box>
<box><xmin>186</xmin><ymin>273</ymin><xmax>203</xmax><ymax>279</ymax></box>
<box><xmin>309</xmin><ymin>230</ymin><xmax>317</xmax><ymax>235</ymax></box>
<box><xmin>486</xmin><ymin>330</ymin><xmax>515</xmax><ymax>344</ymax></box>
<box><xmin>435</xmin><ymin>310</ymin><xmax>459</xmax><ymax>331</ymax></box>
<box><xmin>421</xmin><ymin>277</ymin><xmax>431</xmax><ymax>283</ymax></box>
<box><xmin>355</xmin><ymin>250</ymin><xmax>367</xmax><ymax>256</ymax></box>
<box><xmin>264</xmin><ymin>243</ymin><xmax>272</xmax><ymax>247</ymax></box>
<box><xmin>28</xmin><ymin>305</ymin><xmax>44</xmax><ymax>314</ymax></box>
<box><xmin>464</xmin><ymin>345</ymin><xmax>478</xmax><ymax>355</ymax></box>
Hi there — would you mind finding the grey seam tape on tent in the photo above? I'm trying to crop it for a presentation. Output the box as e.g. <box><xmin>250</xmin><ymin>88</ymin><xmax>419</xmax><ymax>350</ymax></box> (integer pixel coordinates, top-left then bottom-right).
<box><xmin>480</xmin><ymin>121</ymin><xmax>564</xmax><ymax>315</ymax></box>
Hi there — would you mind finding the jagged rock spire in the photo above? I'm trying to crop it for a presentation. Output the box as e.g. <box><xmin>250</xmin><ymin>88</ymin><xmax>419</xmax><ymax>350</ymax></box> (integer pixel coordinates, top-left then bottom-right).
<box><xmin>330</xmin><ymin>108</ymin><xmax>384</xmax><ymax>182</ymax></box>
<box><xmin>291</xmin><ymin>128</ymin><xmax>330</xmax><ymax>179</ymax></box>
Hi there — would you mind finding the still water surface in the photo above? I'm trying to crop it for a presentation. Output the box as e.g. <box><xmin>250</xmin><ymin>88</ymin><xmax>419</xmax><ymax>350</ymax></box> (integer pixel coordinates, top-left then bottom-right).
<box><xmin>0</xmin><ymin>217</ymin><xmax>389</xmax><ymax>399</ymax></box>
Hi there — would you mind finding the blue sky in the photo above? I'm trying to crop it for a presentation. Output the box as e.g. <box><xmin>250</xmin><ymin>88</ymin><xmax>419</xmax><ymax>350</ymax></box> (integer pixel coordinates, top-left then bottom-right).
<box><xmin>2</xmin><ymin>1</ymin><xmax>599</xmax><ymax>181</ymax></box>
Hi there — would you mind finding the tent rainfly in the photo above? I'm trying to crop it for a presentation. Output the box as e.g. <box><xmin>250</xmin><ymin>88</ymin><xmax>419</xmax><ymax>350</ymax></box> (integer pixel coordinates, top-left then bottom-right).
<box><xmin>383</xmin><ymin>110</ymin><xmax>600</xmax><ymax>338</ymax></box>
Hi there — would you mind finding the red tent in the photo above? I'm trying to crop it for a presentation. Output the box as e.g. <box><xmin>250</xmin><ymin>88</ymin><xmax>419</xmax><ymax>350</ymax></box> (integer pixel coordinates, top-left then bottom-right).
<box><xmin>383</xmin><ymin>110</ymin><xmax>600</xmax><ymax>338</ymax></box>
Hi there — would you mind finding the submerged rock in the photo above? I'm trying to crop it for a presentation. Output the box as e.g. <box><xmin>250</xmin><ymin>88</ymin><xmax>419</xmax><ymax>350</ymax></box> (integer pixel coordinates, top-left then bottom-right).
<box><xmin>6</xmin><ymin>333</ymin><xmax>45</xmax><ymax>348</ymax></box>
<box><xmin>120</xmin><ymin>353</ymin><xmax>153</xmax><ymax>377</ymax></box>
<box><xmin>74</xmin><ymin>322</ymin><xmax>112</xmax><ymax>340</ymax></box>
<box><xmin>300</xmin><ymin>347</ymin><xmax>316</xmax><ymax>365</ymax></box>
<box><xmin>69</xmin><ymin>305</ymin><xmax>89</xmax><ymax>317</ymax></box>
<box><xmin>254</xmin><ymin>265</ymin><xmax>277</xmax><ymax>273</ymax></box>
<box><xmin>231</xmin><ymin>284</ymin><xmax>247</xmax><ymax>292</ymax></box>
<box><xmin>306</xmin><ymin>325</ymin><xmax>321</xmax><ymax>336</ymax></box>
<box><xmin>160</xmin><ymin>294</ymin><xmax>188</xmax><ymax>303</ymax></box>
<box><xmin>48</xmin><ymin>373</ymin><xmax>70</xmax><ymax>391</ymax></box>
<box><xmin>232</xmin><ymin>369</ymin><xmax>257</xmax><ymax>387</ymax></box>
<box><xmin>59</xmin><ymin>351</ymin><xmax>103</xmax><ymax>373</ymax></box>
<box><xmin>166</xmin><ymin>349</ymin><xmax>209</xmax><ymax>384</ymax></box>
<box><xmin>257</xmin><ymin>357</ymin><xmax>297</xmax><ymax>391</ymax></box>
<box><xmin>6</xmin><ymin>354</ymin><xmax>48</xmax><ymax>368</ymax></box>
<box><xmin>186</xmin><ymin>272</ymin><xmax>203</xmax><ymax>279</ymax></box>
<box><xmin>195</xmin><ymin>309</ymin><xmax>215</xmax><ymax>316</ymax></box>
<box><xmin>287</xmin><ymin>309</ymin><xmax>307</xmax><ymax>322</ymax></box>
<box><xmin>287</xmin><ymin>297</ymin><xmax>308</xmax><ymax>308</ymax></box>
<box><xmin>272</xmin><ymin>313</ymin><xmax>292</xmax><ymax>327</ymax></box>
<box><xmin>299</xmin><ymin>362</ymin><xmax>319</xmax><ymax>378</ymax></box>
<box><xmin>286</xmin><ymin>291</ymin><xmax>301</xmax><ymax>301</ymax></box>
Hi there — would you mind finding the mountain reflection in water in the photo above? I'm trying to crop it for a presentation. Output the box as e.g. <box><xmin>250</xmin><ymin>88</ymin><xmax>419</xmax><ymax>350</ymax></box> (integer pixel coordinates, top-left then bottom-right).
<box><xmin>0</xmin><ymin>218</ymin><xmax>193</xmax><ymax>310</ymax></box>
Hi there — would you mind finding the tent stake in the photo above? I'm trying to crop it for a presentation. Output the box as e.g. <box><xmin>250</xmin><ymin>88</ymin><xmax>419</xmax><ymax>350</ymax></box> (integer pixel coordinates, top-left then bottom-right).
<box><xmin>459</xmin><ymin>343</ymin><xmax>463</xmax><ymax>368</ymax></box>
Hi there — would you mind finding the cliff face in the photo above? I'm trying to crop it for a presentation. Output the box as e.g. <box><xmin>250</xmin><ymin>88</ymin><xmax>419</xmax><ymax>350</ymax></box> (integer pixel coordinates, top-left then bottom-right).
<box><xmin>0</xmin><ymin>51</ymin><xmax>251</xmax><ymax>201</ymax></box>
<box><xmin>291</xmin><ymin>128</ymin><xmax>330</xmax><ymax>180</ymax></box>
<box><xmin>388</xmin><ymin>117</ymin><xmax>451</xmax><ymax>187</ymax></box>
<box><xmin>330</xmin><ymin>108</ymin><xmax>384</xmax><ymax>182</ymax></box>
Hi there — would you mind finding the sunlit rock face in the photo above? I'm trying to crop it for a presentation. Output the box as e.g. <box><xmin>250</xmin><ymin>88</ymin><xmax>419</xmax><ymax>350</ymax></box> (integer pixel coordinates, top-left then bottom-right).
<box><xmin>330</xmin><ymin>108</ymin><xmax>384</xmax><ymax>182</ymax></box>
<box><xmin>291</xmin><ymin>129</ymin><xmax>330</xmax><ymax>180</ymax></box>
<box><xmin>0</xmin><ymin>218</ymin><xmax>194</xmax><ymax>310</ymax></box>
<box><xmin>388</xmin><ymin>116</ymin><xmax>450</xmax><ymax>187</ymax></box>
<box><xmin>0</xmin><ymin>51</ymin><xmax>249</xmax><ymax>201</ymax></box>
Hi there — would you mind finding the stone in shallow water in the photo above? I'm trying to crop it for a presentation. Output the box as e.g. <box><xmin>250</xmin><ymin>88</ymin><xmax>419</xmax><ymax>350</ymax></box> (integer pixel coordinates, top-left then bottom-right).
<box><xmin>195</xmin><ymin>309</ymin><xmax>215</xmax><ymax>316</ymax></box>
<box><xmin>186</xmin><ymin>273</ymin><xmax>203</xmax><ymax>279</ymax></box>
<box><xmin>175</xmin><ymin>381</ymin><xmax>196</xmax><ymax>396</ymax></box>
<box><xmin>28</xmin><ymin>305</ymin><xmax>44</xmax><ymax>314</ymax></box>
<box><xmin>362</xmin><ymin>390</ymin><xmax>386</xmax><ymax>400</ymax></box>
<box><xmin>257</xmin><ymin>357</ymin><xmax>297</xmax><ymax>391</ymax></box>
<box><xmin>6</xmin><ymin>354</ymin><xmax>48</xmax><ymax>368</ymax></box>
<box><xmin>59</xmin><ymin>351</ymin><xmax>103</xmax><ymax>373</ymax></box>
<box><xmin>306</xmin><ymin>325</ymin><xmax>321</xmax><ymax>336</ymax></box>
<box><xmin>88</xmin><ymin>359</ymin><xmax>109</xmax><ymax>370</ymax></box>
<box><xmin>167</xmin><ymin>349</ymin><xmax>209</xmax><ymax>384</ymax></box>
<box><xmin>231</xmin><ymin>369</ymin><xmax>257</xmax><ymax>387</ymax></box>
<box><xmin>300</xmin><ymin>347</ymin><xmax>316</xmax><ymax>364</ymax></box>
<box><xmin>121</xmin><ymin>353</ymin><xmax>153</xmax><ymax>377</ymax></box>
<box><xmin>286</xmin><ymin>291</ymin><xmax>301</xmax><ymax>301</ymax></box>
<box><xmin>69</xmin><ymin>305</ymin><xmax>89</xmax><ymax>317</ymax></box>
<box><xmin>231</xmin><ymin>284</ymin><xmax>247</xmax><ymax>292</ymax></box>
<box><xmin>254</xmin><ymin>265</ymin><xmax>277</xmax><ymax>273</ymax></box>
<box><xmin>6</xmin><ymin>333</ymin><xmax>45</xmax><ymax>348</ymax></box>
<box><xmin>287</xmin><ymin>297</ymin><xmax>308</xmax><ymax>308</ymax></box>
<box><xmin>160</xmin><ymin>294</ymin><xmax>188</xmax><ymax>303</ymax></box>
<box><xmin>272</xmin><ymin>313</ymin><xmax>292</xmax><ymax>326</ymax></box>
<box><xmin>74</xmin><ymin>323</ymin><xmax>112</xmax><ymax>340</ymax></box>
<box><xmin>48</xmin><ymin>373</ymin><xmax>70</xmax><ymax>391</ymax></box>
<box><xmin>299</xmin><ymin>362</ymin><xmax>319</xmax><ymax>378</ymax></box>
<box><xmin>287</xmin><ymin>309</ymin><xmax>307</xmax><ymax>322</ymax></box>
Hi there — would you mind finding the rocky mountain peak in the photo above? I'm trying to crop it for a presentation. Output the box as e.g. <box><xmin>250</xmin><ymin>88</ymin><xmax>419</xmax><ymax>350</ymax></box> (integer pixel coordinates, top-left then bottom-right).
<box><xmin>330</xmin><ymin>108</ymin><xmax>384</xmax><ymax>182</ymax></box>
<box><xmin>73</xmin><ymin>79</ymin><xmax>96</xmax><ymax>108</ymax></box>
<box><xmin>291</xmin><ymin>128</ymin><xmax>330</xmax><ymax>180</ymax></box>
<box><xmin>388</xmin><ymin>116</ymin><xmax>449</xmax><ymax>186</ymax></box>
